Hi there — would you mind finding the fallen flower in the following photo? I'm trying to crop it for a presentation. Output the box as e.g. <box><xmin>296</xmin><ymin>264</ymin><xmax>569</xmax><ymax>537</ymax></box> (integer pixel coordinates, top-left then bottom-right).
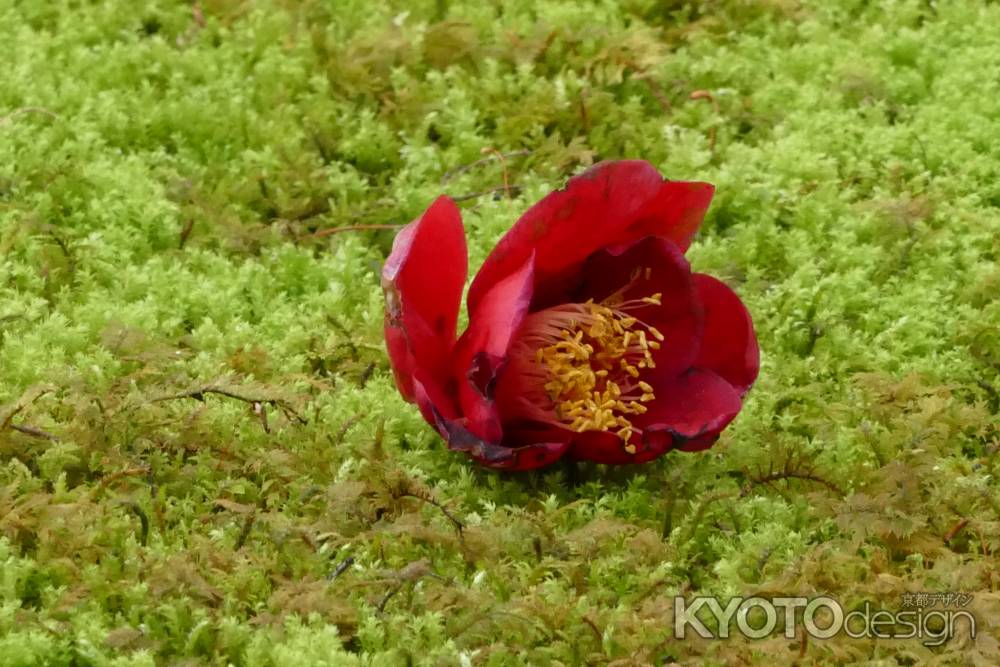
<box><xmin>382</xmin><ymin>160</ymin><xmax>759</xmax><ymax>470</ymax></box>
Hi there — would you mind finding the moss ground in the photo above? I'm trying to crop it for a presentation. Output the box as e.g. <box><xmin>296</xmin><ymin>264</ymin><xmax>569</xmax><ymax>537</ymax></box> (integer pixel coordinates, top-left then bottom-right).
<box><xmin>1</xmin><ymin>1</ymin><xmax>999</xmax><ymax>665</ymax></box>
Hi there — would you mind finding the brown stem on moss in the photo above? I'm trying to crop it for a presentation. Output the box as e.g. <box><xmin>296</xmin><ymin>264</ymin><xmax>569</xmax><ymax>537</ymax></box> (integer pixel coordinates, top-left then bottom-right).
<box><xmin>742</xmin><ymin>450</ymin><xmax>845</xmax><ymax>498</ymax></box>
<box><xmin>118</xmin><ymin>501</ymin><xmax>150</xmax><ymax>546</ymax></box>
<box><xmin>397</xmin><ymin>491</ymin><xmax>465</xmax><ymax>535</ymax></box>
<box><xmin>677</xmin><ymin>490</ymin><xmax>738</xmax><ymax>546</ymax></box>
<box><xmin>312</xmin><ymin>223</ymin><xmax>404</xmax><ymax>238</ymax></box>
<box><xmin>745</xmin><ymin>470</ymin><xmax>844</xmax><ymax>497</ymax></box>
<box><xmin>328</xmin><ymin>556</ymin><xmax>355</xmax><ymax>581</ymax></box>
<box><xmin>689</xmin><ymin>89</ymin><xmax>719</xmax><ymax>152</ymax></box>
<box><xmin>440</xmin><ymin>149</ymin><xmax>532</xmax><ymax>184</ymax></box>
<box><xmin>151</xmin><ymin>385</ymin><xmax>307</xmax><ymax>425</ymax></box>
<box><xmin>94</xmin><ymin>467</ymin><xmax>151</xmax><ymax>494</ymax></box>
<box><xmin>797</xmin><ymin>624</ymin><xmax>809</xmax><ymax>662</ymax></box>
<box><xmin>1</xmin><ymin>386</ymin><xmax>56</xmax><ymax>430</ymax></box>
<box><xmin>9</xmin><ymin>423</ymin><xmax>60</xmax><ymax>440</ymax></box>
<box><xmin>330</xmin><ymin>413</ymin><xmax>365</xmax><ymax>445</ymax></box>
<box><xmin>450</xmin><ymin>184</ymin><xmax>523</xmax><ymax>202</ymax></box>
<box><xmin>943</xmin><ymin>518</ymin><xmax>969</xmax><ymax>543</ymax></box>
<box><xmin>179</xmin><ymin>217</ymin><xmax>195</xmax><ymax>249</ymax></box>
<box><xmin>234</xmin><ymin>513</ymin><xmax>256</xmax><ymax>550</ymax></box>
<box><xmin>0</xmin><ymin>107</ymin><xmax>60</xmax><ymax>125</ymax></box>
<box><xmin>642</xmin><ymin>76</ymin><xmax>673</xmax><ymax>112</ymax></box>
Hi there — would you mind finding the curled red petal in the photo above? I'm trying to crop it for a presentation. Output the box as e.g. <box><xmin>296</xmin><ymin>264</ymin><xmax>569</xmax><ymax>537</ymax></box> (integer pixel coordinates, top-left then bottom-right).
<box><xmin>630</xmin><ymin>176</ymin><xmax>715</xmax><ymax>253</ymax></box>
<box><xmin>488</xmin><ymin>441</ymin><xmax>571</xmax><ymax>471</ymax></box>
<box><xmin>382</xmin><ymin>196</ymin><xmax>467</xmax><ymax>405</ymax></box>
<box><xmin>636</xmin><ymin>367</ymin><xmax>743</xmax><ymax>449</ymax></box>
<box><xmin>575</xmin><ymin>236</ymin><xmax>704</xmax><ymax>379</ymax></box>
<box><xmin>672</xmin><ymin>432</ymin><xmax>721</xmax><ymax>453</ymax></box>
<box><xmin>451</xmin><ymin>255</ymin><xmax>535</xmax><ymax>442</ymax></box>
<box><xmin>467</xmin><ymin>161</ymin><xmax>714</xmax><ymax>313</ymax></box>
<box><xmin>429</xmin><ymin>406</ymin><xmax>572</xmax><ymax>470</ymax></box>
<box><xmin>692</xmin><ymin>274</ymin><xmax>760</xmax><ymax>395</ymax></box>
<box><xmin>567</xmin><ymin>430</ymin><xmax>672</xmax><ymax>465</ymax></box>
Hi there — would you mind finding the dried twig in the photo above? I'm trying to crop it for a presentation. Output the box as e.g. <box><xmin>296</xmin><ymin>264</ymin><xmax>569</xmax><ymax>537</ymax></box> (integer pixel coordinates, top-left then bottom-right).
<box><xmin>377</xmin><ymin>584</ymin><xmax>403</xmax><ymax>612</ymax></box>
<box><xmin>638</xmin><ymin>75</ymin><xmax>673</xmax><ymax>113</ymax></box>
<box><xmin>374</xmin><ymin>559</ymin><xmax>445</xmax><ymax>612</ymax></box>
<box><xmin>742</xmin><ymin>450</ymin><xmax>844</xmax><ymax>497</ymax></box>
<box><xmin>234</xmin><ymin>513</ymin><xmax>256</xmax><ymax>550</ymax></box>
<box><xmin>1</xmin><ymin>385</ymin><xmax>55</xmax><ymax>430</ymax></box>
<box><xmin>95</xmin><ymin>467</ymin><xmax>151</xmax><ymax>493</ymax></box>
<box><xmin>178</xmin><ymin>218</ymin><xmax>195</xmax><ymax>249</ymax></box>
<box><xmin>253</xmin><ymin>401</ymin><xmax>270</xmax><ymax>433</ymax></box>
<box><xmin>330</xmin><ymin>414</ymin><xmax>365</xmax><ymax>445</ymax></box>
<box><xmin>118</xmin><ymin>501</ymin><xmax>150</xmax><ymax>546</ymax></box>
<box><xmin>9</xmin><ymin>424</ymin><xmax>60</xmax><ymax>441</ymax></box>
<box><xmin>311</xmin><ymin>223</ymin><xmax>403</xmax><ymax>238</ymax></box>
<box><xmin>797</xmin><ymin>624</ymin><xmax>809</xmax><ymax>662</ymax></box>
<box><xmin>0</xmin><ymin>107</ymin><xmax>60</xmax><ymax>126</ymax></box>
<box><xmin>328</xmin><ymin>556</ymin><xmax>355</xmax><ymax>581</ymax></box>
<box><xmin>943</xmin><ymin>518</ymin><xmax>969</xmax><ymax>543</ymax></box>
<box><xmin>449</xmin><ymin>184</ymin><xmax>523</xmax><ymax>202</ymax></box>
<box><xmin>397</xmin><ymin>491</ymin><xmax>465</xmax><ymax>535</ymax></box>
<box><xmin>192</xmin><ymin>1</ymin><xmax>205</xmax><ymax>28</ymax></box>
<box><xmin>440</xmin><ymin>149</ymin><xmax>532</xmax><ymax>184</ymax></box>
<box><xmin>358</xmin><ymin>362</ymin><xmax>376</xmax><ymax>388</ymax></box>
<box><xmin>689</xmin><ymin>89</ymin><xmax>720</xmax><ymax>152</ymax></box>
<box><xmin>746</xmin><ymin>469</ymin><xmax>844</xmax><ymax>497</ymax></box>
<box><xmin>578</xmin><ymin>88</ymin><xmax>590</xmax><ymax>132</ymax></box>
<box><xmin>151</xmin><ymin>385</ymin><xmax>307</xmax><ymax>425</ymax></box>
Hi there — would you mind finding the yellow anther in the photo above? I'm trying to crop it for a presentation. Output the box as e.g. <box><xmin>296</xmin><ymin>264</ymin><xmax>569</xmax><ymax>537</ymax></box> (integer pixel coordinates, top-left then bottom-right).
<box><xmin>505</xmin><ymin>278</ymin><xmax>666</xmax><ymax>444</ymax></box>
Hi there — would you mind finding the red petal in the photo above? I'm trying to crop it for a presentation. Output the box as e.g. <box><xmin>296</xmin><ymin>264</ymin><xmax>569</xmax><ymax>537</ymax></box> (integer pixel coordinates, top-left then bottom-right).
<box><xmin>636</xmin><ymin>367</ymin><xmax>743</xmax><ymax>447</ymax></box>
<box><xmin>489</xmin><ymin>441</ymin><xmax>571</xmax><ymax>471</ymax></box>
<box><xmin>568</xmin><ymin>430</ymin><xmax>673</xmax><ymax>465</ymax></box>
<box><xmin>467</xmin><ymin>161</ymin><xmax>714</xmax><ymax>313</ymax></box>
<box><xmin>631</xmin><ymin>176</ymin><xmax>715</xmax><ymax>253</ymax></box>
<box><xmin>672</xmin><ymin>432</ymin><xmax>720</xmax><ymax>453</ymax></box>
<box><xmin>575</xmin><ymin>236</ymin><xmax>704</xmax><ymax>378</ymax></box>
<box><xmin>451</xmin><ymin>256</ymin><xmax>535</xmax><ymax>442</ymax></box>
<box><xmin>692</xmin><ymin>274</ymin><xmax>760</xmax><ymax>395</ymax></box>
<box><xmin>429</xmin><ymin>408</ymin><xmax>572</xmax><ymax>470</ymax></box>
<box><xmin>382</xmin><ymin>196</ymin><xmax>467</xmax><ymax>404</ymax></box>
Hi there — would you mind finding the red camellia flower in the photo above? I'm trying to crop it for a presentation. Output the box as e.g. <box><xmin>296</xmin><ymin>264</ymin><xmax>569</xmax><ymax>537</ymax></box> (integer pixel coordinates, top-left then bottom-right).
<box><xmin>382</xmin><ymin>160</ymin><xmax>759</xmax><ymax>471</ymax></box>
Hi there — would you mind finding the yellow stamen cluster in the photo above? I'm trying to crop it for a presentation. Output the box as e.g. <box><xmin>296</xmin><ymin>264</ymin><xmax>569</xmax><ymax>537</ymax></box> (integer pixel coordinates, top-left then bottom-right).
<box><xmin>506</xmin><ymin>276</ymin><xmax>664</xmax><ymax>449</ymax></box>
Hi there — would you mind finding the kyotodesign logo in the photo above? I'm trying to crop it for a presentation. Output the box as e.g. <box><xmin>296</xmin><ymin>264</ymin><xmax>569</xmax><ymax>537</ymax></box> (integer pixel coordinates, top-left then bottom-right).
<box><xmin>673</xmin><ymin>594</ymin><xmax>976</xmax><ymax>647</ymax></box>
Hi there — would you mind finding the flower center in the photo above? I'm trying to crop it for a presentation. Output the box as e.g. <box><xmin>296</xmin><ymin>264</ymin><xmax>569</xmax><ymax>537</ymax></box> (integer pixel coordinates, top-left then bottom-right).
<box><xmin>500</xmin><ymin>269</ymin><xmax>664</xmax><ymax>452</ymax></box>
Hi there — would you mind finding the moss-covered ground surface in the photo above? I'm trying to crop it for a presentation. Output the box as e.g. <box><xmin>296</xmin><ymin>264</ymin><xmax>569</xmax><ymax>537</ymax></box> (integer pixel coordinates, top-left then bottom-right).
<box><xmin>2</xmin><ymin>0</ymin><xmax>999</xmax><ymax>664</ymax></box>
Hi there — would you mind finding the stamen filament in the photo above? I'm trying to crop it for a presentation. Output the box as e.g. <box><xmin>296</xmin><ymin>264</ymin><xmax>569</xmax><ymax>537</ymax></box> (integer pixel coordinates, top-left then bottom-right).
<box><xmin>499</xmin><ymin>269</ymin><xmax>665</xmax><ymax>443</ymax></box>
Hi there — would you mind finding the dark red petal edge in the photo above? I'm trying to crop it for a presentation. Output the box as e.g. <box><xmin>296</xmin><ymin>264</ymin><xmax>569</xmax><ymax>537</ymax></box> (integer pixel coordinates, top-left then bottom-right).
<box><xmin>691</xmin><ymin>274</ymin><xmax>760</xmax><ymax>395</ymax></box>
<box><xmin>382</xmin><ymin>196</ymin><xmax>467</xmax><ymax>406</ymax></box>
<box><xmin>467</xmin><ymin>160</ymin><xmax>714</xmax><ymax>314</ymax></box>
<box><xmin>639</xmin><ymin>367</ymin><xmax>743</xmax><ymax>449</ymax></box>
<box><xmin>451</xmin><ymin>255</ymin><xmax>536</xmax><ymax>442</ymax></box>
<box><xmin>430</xmin><ymin>405</ymin><xmax>572</xmax><ymax>470</ymax></box>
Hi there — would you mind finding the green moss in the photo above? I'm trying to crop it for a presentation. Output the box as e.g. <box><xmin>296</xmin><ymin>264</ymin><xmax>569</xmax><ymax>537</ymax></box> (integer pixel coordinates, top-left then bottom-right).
<box><xmin>1</xmin><ymin>0</ymin><xmax>998</xmax><ymax>664</ymax></box>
